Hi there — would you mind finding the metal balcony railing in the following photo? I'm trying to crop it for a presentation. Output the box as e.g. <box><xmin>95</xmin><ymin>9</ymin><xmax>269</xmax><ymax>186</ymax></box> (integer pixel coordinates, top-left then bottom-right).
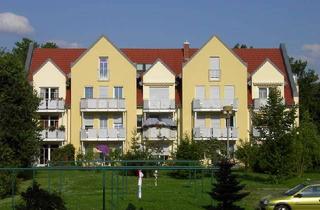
<box><xmin>38</xmin><ymin>99</ymin><xmax>65</xmax><ymax>111</ymax></box>
<box><xmin>41</xmin><ymin>130</ymin><xmax>65</xmax><ymax>141</ymax></box>
<box><xmin>80</xmin><ymin>128</ymin><xmax>126</xmax><ymax>140</ymax></box>
<box><xmin>193</xmin><ymin>127</ymin><xmax>238</xmax><ymax>139</ymax></box>
<box><xmin>143</xmin><ymin>127</ymin><xmax>177</xmax><ymax>140</ymax></box>
<box><xmin>80</xmin><ymin>98</ymin><xmax>125</xmax><ymax>111</ymax></box>
<box><xmin>192</xmin><ymin>98</ymin><xmax>238</xmax><ymax>111</ymax></box>
<box><xmin>143</xmin><ymin>99</ymin><xmax>175</xmax><ymax>111</ymax></box>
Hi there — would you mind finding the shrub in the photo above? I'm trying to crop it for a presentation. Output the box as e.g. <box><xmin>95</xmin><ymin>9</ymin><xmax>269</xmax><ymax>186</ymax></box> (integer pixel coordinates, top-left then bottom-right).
<box><xmin>51</xmin><ymin>144</ymin><xmax>75</xmax><ymax>166</ymax></box>
<box><xmin>235</xmin><ymin>139</ymin><xmax>260</xmax><ymax>171</ymax></box>
<box><xmin>16</xmin><ymin>182</ymin><xmax>66</xmax><ymax>210</ymax></box>
<box><xmin>0</xmin><ymin>172</ymin><xmax>18</xmax><ymax>198</ymax></box>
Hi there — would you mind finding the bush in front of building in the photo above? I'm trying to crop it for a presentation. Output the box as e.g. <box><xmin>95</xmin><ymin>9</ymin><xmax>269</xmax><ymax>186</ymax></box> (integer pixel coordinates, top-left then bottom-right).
<box><xmin>16</xmin><ymin>182</ymin><xmax>66</xmax><ymax>210</ymax></box>
<box><xmin>50</xmin><ymin>144</ymin><xmax>75</xmax><ymax>166</ymax></box>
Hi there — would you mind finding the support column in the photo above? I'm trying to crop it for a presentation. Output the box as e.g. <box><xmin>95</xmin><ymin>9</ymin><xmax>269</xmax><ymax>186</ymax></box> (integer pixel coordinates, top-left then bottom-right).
<box><xmin>48</xmin><ymin>145</ymin><xmax>51</xmax><ymax>162</ymax></box>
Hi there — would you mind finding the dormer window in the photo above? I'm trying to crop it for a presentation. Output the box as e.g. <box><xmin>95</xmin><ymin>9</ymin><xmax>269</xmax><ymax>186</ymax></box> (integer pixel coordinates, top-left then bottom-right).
<box><xmin>259</xmin><ymin>87</ymin><xmax>268</xmax><ymax>99</ymax></box>
<box><xmin>209</xmin><ymin>57</ymin><xmax>220</xmax><ymax>81</ymax></box>
<box><xmin>99</xmin><ymin>57</ymin><xmax>108</xmax><ymax>80</ymax></box>
<box><xmin>136</xmin><ymin>63</ymin><xmax>152</xmax><ymax>71</ymax></box>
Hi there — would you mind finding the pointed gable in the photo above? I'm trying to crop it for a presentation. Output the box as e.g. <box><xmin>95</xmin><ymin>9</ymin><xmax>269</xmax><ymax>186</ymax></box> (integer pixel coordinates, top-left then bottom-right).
<box><xmin>143</xmin><ymin>59</ymin><xmax>176</xmax><ymax>84</ymax></box>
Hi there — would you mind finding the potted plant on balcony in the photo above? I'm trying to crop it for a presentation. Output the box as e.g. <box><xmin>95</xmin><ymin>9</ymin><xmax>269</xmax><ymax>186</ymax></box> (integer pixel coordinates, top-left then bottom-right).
<box><xmin>49</xmin><ymin>126</ymin><xmax>56</xmax><ymax>132</ymax></box>
<box><xmin>58</xmin><ymin>125</ymin><xmax>65</xmax><ymax>131</ymax></box>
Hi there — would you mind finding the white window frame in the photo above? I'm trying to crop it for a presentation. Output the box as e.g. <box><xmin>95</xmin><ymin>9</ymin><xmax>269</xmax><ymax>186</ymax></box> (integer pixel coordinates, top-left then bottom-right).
<box><xmin>99</xmin><ymin>57</ymin><xmax>108</xmax><ymax>81</ymax></box>
<box><xmin>259</xmin><ymin>87</ymin><xmax>269</xmax><ymax>99</ymax></box>
<box><xmin>209</xmin><ymin>57</ymin><xmax>220</xmax><ymax>81</ymax></box>
<box><xmin>113</xmin><ymin>114</ymin><xmax>123</xmax><ymax>129</ymax></box>
<box><xmin>114</xmin><ymin>86</ymin><xmax>123</xmax><ymax>99</ymax></box>
<box><xmin>99</xmin><ymin>86</ymin><xmax>108</xmax><ymax>98</ymax></box>
<box><xmin>84</xmin><ymin>87</ymin><xmax>93</xmax><ymax>99</ymax></box>
<box><xmin>40</xmin><ymin>87</ymin><xmax>59</xmax><ymax>100</ymax></box>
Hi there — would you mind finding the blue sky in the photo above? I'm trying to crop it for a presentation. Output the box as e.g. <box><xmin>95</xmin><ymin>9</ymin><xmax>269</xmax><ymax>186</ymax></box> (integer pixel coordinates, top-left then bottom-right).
<box><xmin>1</xmin><ymin>0</ymin><xmax>319</xmax><ymax>74</ymax></box>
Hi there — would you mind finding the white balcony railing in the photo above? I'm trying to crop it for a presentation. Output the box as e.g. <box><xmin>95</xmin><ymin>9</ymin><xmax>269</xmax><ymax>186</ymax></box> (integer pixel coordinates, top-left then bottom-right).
<box><xmin>143</xmin><ymin>99</ymin><xmax>175</xmax><ymax>111</ymax></box>
<box><xmin>253</xmin><ymin>98</ymin><xmax>268</xmax><ymax>110</ymax></box>
<box><xmin>41</xmin><ymin>130</ymin><xmax>65</xmax><ymax>141</ymax></box>
<box><xmin>143</xmin><ymin>127</ymin><xmax>177</xmax><ymax>140</ymax></box>
<box><xmin>193</xmin><ymin>98</ymin><xmax>238</xmax><ymax>111</ymax></box>
<box><xmin>80</xmin><ymin>98</ymin><xmax>125</xmax><ymax>111</ymax></box>
<box><xmin>80</xmin><ymin>128</ymin><xmax>126</xmax><ymax>141</ymax></box>
<box><xmin>193</xmin><ymin>127</ymin><xmax>238</xmax><ymax>140</ymax></box>
<box><xmin>38</xmin><ymin>99</ymin><xmax>65</xmax><ymax>111</ymax></box>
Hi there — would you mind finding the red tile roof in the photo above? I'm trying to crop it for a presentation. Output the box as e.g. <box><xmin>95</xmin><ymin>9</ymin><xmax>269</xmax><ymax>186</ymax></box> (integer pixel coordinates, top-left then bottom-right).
<box><xmin>233</xmin><ymin>48</ymin><xmax>294</xmax><ymax>105</ymax></box>
<box><xmin>28</xmin><ymin>47</ymin><xmax>294</xmax><ymax>107</ymax></box>
<box><xmin>122</xmin><ymin>48</ymin><xmax>197</xmax><ymax>106</ymax></box>
<box><xmin>28</xmin><ymin>48</ymin><xmax>86</xmax><ymax>105</ymax></box>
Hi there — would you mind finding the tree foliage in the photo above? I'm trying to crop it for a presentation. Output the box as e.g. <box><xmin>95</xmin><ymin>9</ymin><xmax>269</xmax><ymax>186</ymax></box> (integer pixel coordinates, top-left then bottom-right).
<box><xmin>16</xmin><ymin>182</ymin><xmax>66</xmax><ymax>210</ymax></box>
<box><xmin>208</xmin><ymin>159</ymin><xmax>249</xmax><ymax>210</ymax></box>
<box><xmin>251</xmin><ymin>88</ymin><xmax>297</xmax><ymax>178</ymax></box>
<box><xmin>290</xmin><ymin>58</ymin><xmax>320</xmax><ymax>130</ymax></box>
<box><xmin>51</xmin><ymin>144</ymin><xmax>75</xmax><ymax>166</ymax></box>
<box><xmin>0</xmin><ymin>52</ymin><xmax>40</xmax><ymax>167</ymax></box>
<box><xmin>233</xmin><ymin>43</ymin><xmax>253</xmax><ymax>49</ymax></box>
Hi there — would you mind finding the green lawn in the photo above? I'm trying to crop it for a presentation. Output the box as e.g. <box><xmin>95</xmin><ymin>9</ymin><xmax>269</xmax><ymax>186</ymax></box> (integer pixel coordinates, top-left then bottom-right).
<box><xmin>0</xmin><ymin>169</ymin><xmax>319</xmax><ymax>210</ymax></box>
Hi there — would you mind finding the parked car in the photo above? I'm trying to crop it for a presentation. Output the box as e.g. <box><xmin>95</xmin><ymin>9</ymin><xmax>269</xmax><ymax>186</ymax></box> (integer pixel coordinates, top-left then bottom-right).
<box><xmin>259</xmin><ymin>183</ymin><xmax>320</xmax><ymax>210</ymax></box>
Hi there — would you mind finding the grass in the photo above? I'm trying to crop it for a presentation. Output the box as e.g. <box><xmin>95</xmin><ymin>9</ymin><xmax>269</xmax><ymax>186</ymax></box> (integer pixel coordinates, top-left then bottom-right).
<box><xmin>0</xmin><ymin>169</ymin><xmax>319</xmax><ymax>210</ymax></box>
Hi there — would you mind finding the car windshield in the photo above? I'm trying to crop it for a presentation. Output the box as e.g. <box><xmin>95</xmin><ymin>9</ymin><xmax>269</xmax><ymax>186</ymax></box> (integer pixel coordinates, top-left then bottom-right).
<box><xmin>284</xmin><ymin>184</ymin><xmax>306</xmax><ymax>196</ymax></box>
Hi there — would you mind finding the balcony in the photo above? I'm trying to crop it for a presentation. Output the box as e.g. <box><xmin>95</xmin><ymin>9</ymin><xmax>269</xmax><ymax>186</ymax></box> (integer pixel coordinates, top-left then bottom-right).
<box><xmin>253</xmin><ymin>98</ymin><xmax>268</xmax><ymax>110</ymax></box>
<box><xmin>80</xmin><ymin>98</ymin><xmax>125</xmax><ymax>112</ymax></box>
<box><xmin>41</xmin><ymin>130</ymin><xmax>65</xmax><ymax>141</ymax></box>
<box><xmin>193</xmin><ymin>127</ymin><xmax>238</xmax><ymax>140</ymax></box>
<box><xmin>192</xmin><ymin>98</ymin><xmax>238</xmax><ymax>111</ymax></box>
<box><xmin>80</xmin><ymin>128</ymin><xmax>126</xmax><ymax>141</ymax></box>
<box><xmin>143</xmin><ymin>127</ymin><xmax>177</xmax><ymax>140</ymax></box>
<box><xmin>143</xmin><ymin>99</ymin><xmax>175</xmax><ymax>112</ymax></box>
<box><xmin>38</xmin><ymin>99</ymin><xmax>65</xmax><ymax>112</ymax></box>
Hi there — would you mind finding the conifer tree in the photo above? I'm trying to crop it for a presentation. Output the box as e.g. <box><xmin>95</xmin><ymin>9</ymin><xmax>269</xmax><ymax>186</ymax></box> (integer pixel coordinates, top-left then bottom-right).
<box><xmin>208</xmin><ymin>159</ymin><xmax>249</xmax><ymax>210</ymax></box>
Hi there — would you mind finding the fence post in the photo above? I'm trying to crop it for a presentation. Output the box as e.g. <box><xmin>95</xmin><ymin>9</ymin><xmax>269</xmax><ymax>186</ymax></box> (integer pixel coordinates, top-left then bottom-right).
<box><xmin>48</xmin><ymin>169</ymin><xmax>51</xmax><ymax>193</ymax></box>
<box><xmin>11</xmin><ymin>170</ymin><xmax>15</xmax><ymax>210</ymax></box>
<box><xmin>111</xmin><ymin>171</ymin><xmax>114</xmax><ymax>210</ymax></box>
<box><xmin>102</xmin><ymin>170</ymin><xmax>106</xmax><ymax>210</ymax></box>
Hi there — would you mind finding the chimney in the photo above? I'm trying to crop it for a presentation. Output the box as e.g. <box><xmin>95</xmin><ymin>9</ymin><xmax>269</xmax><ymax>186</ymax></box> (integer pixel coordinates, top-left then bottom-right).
<box><xmin>183</xmin><ymin>40</ymin><xmax>190</xmax><ymax>61</ymax></box>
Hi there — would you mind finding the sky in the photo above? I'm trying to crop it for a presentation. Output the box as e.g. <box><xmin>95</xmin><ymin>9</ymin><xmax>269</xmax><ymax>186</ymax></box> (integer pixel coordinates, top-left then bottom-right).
<box><xmin>1</xmin><ymin>0</ymin><xmax>320</xmax><ymax>74</ymax></box>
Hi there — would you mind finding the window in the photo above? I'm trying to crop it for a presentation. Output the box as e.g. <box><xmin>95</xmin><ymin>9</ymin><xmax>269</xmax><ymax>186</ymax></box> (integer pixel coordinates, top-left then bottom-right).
<box><xmin>300</xmin><ymin>186</ymin><xmax>320</xmax><ymax>197</ymax></box>
<box><xmin>259</xmin><ymin>88</ymin><xmax>268</xmax><ymax>99</ymax></box>
<box><xmin>84</xmin><ymin>115</ymin><xmax>93</xmax><ymax>130</ymax></box>
<box><xmin>224</xmin><ymin>86</ymin><xmax>235</xmax><ymax>99</ymax></box>
<box><xmin>85</xmin><ymin>87</ymin><xmax>93</xmax><ymax>99</ymax></box>
<box><xmin>210</xmin><ymin>86</ymin><xmax>220</xmax><ymax>99</ymax></box>
<box><xmin>99</xmin><ymin>86</ymin><xmax>108</xmax><ymax>98</ymax></box>
<box><xmin>136</xmin><ymin>64</ymin><xmax>152</xmax><ymax>71</ymax></box>
<box><xmin>195</xmin><ymin>113</ymin><xmax>205</xmax><ymax>128</ymax></box>
<box><xmin>99</xmin><ymin>57</ymin><xmax>108</xmax><ymax>80</ymax></box>
<box><xmin>209</xmin><ymin>57</ymin><xmax>220</xmax><ymax>80</ymax></box>
<box><xmin>136</xmin><ymin>64</ymin><xmax>144</xmax><ymax>71</ymax></box>
<box><xmin>195</xmin><ymin>86</ymin><xmax>205</xmax><ymax>99</ymax></box>
<box><xmin>40</xmin><ymin>88</ymin><xmax>59</xmax><ymax>100</ymax></box>
<box><xmin>137</xmin><ymin>115</ymin><xmax>142</xmax><ymax>128</ymax></box>
<box><xmin>100</xmin><ymin>115</ymin><xmax>107</xmax><ymax>129</ymax></box>
<box><xmin>225</xmin><ymin>116</ymin><xmax>235</xmax><ymax>128</ymax></box>
<box><xmin>114</xmin><ymin>87</ymin><xmax>123</xmax><ymax>99</ymax></box>
<box><xmin>149</xmin><ymin>87</ymin><xmax>169</xmax><ymax>100</ymax></box>
<box><xmin>211</xmin><ymin>115</ymin><xmax>220</xmax><ymax>128</ymax></box>
<box><xmin>113</xmin><ymin>114</ymin><xmax>123</xmax><ymax>129</ymax></box>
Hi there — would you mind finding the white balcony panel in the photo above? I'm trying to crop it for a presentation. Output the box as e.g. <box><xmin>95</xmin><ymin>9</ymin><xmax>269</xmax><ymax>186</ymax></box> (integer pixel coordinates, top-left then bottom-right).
<box><xmin>41</xmin><ymin>130</ymin><xmax>65</xmax><ymax>141</ymax></box>
<box><xmin>38</xmin><ymin>99</ymin><xmax>65</xmax><ymax>112</ymax></box>
<box><xmin>193</xmin><ymin>98</ymin><xmax>238</xmax><ymax>111</ymax></box>
<box><xmin>193</xmin><ymin>127</ymin><xmax>238</xmax><ymax>140</ymax></box>
<box><xmin>143</xmin><ymin>99</ymin><xmax>175</xmax><ymax>111</ymax></box>
<box><xmin>81</xmin><ymin>128</ymin><xmax>125</xmax><ymax>141</ymax></box>
<box><xmin>253</xmin><ymin>98</ymin><xmax>268</xmax><ymax>110</ymax></box>
<box><xmin>143</xmin><ymin>127</ymin><xmax>177</xmax><ymax>140</ymax></box>
<box><xmin>80</xmin><ymin>98</ymin><xmax>126</xmax><ymax>111</ymax></box>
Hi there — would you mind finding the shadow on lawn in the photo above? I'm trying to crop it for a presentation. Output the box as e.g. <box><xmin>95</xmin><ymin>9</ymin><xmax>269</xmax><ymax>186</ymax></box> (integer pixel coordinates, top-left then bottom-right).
<box><xmin>235</xmin><ymin>172</ymin><xmax>270</xmax><ymax>183</ymax></box>
<box><xmin>126</xmin><ymin>203</ymin><xmax>144</xmax><ymax>210</ymax></box>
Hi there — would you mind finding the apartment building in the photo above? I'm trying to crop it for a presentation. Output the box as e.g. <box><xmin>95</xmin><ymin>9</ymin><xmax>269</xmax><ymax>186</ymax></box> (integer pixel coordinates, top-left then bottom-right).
<box><xmin>26</xmin><ymin>35</ymin><xmax>298</xmax><ymax>163</ymax></box>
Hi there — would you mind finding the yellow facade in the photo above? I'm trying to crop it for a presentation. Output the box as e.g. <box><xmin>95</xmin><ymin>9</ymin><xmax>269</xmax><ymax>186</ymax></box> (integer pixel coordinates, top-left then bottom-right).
<box><xmin>251</xmin><ymin>59</ymin><xmax>285</xmax><ymax>98</ymax></box>
<box><xmin>182</xmin><ymin>36</ymin><xmax>249</xmax><ymax>142</ymax></box>
<box><xmin>70</xmin><ymin>36</ymin><xmax>136</xmax><ymax>152</ymax></box>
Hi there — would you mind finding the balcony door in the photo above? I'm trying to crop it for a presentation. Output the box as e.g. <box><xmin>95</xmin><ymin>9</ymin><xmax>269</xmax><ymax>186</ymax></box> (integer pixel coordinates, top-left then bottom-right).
<box><xmin>224</xmin><ymin>86</ymin><xmax>234</xmax><ymax>106</ymax></box>
<box><xmin>195</xmin><ymin>86</ymin><xmax>205</xmax><ymax>99</ymax></box>
<box><xmin>40</xmin><ymin>87</ymin><xmax>59</xmax><ymax>100</ymax></box>
<box><xmin>149</xmin><ymin>87</ymin><xmax>169</xmax><ymax>108</ymax></box>
<box><xmin>195</xmin><ymin>113</ymin><xmax>205</xmax><ymax>128</ymax></box>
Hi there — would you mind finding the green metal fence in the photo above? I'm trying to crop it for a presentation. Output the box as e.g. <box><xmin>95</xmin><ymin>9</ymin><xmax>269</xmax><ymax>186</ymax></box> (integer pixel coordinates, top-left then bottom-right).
<box><xmin>0</xmin><ymin>160</ymin><xmax>217</xmax><ymax>210</ymax></box>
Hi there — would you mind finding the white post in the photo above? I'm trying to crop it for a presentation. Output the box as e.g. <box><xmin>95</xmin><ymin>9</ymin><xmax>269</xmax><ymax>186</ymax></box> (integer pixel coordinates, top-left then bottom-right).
<box><xmin>138</xmin><ymin>170</ymin><xmax>144</xmax><ymax>199</ymax></box>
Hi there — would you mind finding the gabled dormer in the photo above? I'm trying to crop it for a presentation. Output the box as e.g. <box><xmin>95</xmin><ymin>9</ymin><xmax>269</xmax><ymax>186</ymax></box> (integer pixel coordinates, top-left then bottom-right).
<box><xmin>142</xmin><ymin>59</ymin><xmax>176</xmax><ymax>112</ymax></box>
<box><xmin>251</xmin><ymin>59</ymin><xmax>285</xmax><ymax>110</ymax></box>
